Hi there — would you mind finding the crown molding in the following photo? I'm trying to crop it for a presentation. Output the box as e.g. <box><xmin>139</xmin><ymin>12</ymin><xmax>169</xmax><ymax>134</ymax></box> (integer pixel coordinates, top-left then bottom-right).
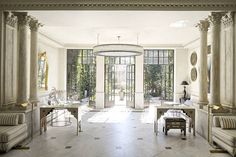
<box><xmin>38</xmin><ymin>32</ymin><xmax>64</xmax><ymax>48</ymax></box>
<box><xmin>0</xmin><ymin>0</ymin><xmax>236</xmax><ymax>11</ymax></box>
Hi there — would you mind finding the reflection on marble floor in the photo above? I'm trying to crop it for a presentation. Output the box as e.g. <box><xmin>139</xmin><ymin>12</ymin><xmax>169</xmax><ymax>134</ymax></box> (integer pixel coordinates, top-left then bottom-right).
<box><xmin>1</xmin><ymin>106</ymin><xmax>231</xmax><ymax>157</ymax></box>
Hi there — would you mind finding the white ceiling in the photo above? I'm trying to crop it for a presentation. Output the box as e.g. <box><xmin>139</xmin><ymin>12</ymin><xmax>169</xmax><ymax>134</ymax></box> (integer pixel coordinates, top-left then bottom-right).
<box><xmin>29</xmin><ymin>11</ymin><xmax>210</xmax><ymax>47</ymax></box>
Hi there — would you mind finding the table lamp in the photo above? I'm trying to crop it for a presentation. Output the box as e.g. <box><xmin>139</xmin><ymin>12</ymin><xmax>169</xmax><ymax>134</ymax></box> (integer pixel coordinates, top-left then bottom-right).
<box><xmin>181</xmin><ymin>81</ymin><xmax>189</xmax><ymax>99</ymax></box>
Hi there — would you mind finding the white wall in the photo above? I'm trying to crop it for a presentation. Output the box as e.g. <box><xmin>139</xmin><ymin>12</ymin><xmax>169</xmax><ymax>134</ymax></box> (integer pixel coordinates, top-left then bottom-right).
<box><xmin>38</xmin><ymin>34</ymin><xmax>66</xmax><ymax>96</ymax></box>
<box><xmin>174</xmin><ymin>48</ymin><xmax>189</xmax><ymax>102</ymax></box>
<box><xmin>57</xmin><ymin>48</ymin><xmax>67</xmax><ymax>91</ymax></box>
<box><xmin>185</xmin><ymin>33</ymin><xmax>211</xmax><ymax>103</ymax></box>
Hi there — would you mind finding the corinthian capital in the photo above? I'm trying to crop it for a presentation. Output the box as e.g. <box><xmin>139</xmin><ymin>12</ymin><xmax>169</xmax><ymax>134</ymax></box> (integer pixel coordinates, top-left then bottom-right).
<box><xmin>197</xmin><ymin>19</ymin><xmax>209</xmax><ymax>32</ymax></box>
<box><xmin>13</xmin><ymin>12</ymin><xmax>30</xmax><ymax>26</ymax></box>
<box><xmin>222</xmin><ymin>12</ymin><xmax>234</xmax><ymax>28</ymax></box>
<box><xmin>208</xmin><ymin>12</ymin><xmax>225</xmax><ymax>26</ymax></box>
<box><xmin>29</xmin><ymin>17</ymin><xmax>43</xmax><ymax>31</ymax></box>
<box><xmin>5</xmin><ymin>12</ymin><xmax>17</xmax><ymax>27</ymax></box>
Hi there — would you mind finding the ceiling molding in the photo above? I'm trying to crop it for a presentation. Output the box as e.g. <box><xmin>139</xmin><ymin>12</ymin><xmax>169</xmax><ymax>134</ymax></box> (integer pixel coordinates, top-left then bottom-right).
<box><xmin>38</xmin><ymin>32</ymin><xmax>64</xmax><ymax>48</ymax></box>
<box><xmin>0</xmin><ymin>0</ymin><xmax>236</xmax><ymax>11</ymax></box>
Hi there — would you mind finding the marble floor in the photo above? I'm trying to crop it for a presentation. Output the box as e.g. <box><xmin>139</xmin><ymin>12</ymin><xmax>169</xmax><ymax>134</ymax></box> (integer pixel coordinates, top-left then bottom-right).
<box><xmin>1</xmin><ymin>106</ymin><xmax>231</xmax><ymax>157</ymax></box>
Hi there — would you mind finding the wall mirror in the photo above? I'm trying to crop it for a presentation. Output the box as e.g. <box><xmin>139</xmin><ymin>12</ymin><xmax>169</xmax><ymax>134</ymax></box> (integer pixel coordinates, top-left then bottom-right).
<box><xmin>38</xmin><ymin>52</ymin><xmax>48</xmax><ymax>90</ymax></box>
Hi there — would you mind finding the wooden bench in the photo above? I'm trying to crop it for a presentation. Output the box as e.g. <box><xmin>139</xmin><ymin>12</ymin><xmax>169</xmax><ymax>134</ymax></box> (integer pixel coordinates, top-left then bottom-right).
<box><xmin>163</xmin><ymin>117</ymin><xmax>186</xmax><ymax>136</ymax></box>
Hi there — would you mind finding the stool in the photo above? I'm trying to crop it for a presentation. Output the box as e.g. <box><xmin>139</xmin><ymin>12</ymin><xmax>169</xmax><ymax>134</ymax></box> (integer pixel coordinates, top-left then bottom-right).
<box><xmin>163</xmin><ymin>117</ymin><xmax>186</xmax><ymax>136</ymax></box>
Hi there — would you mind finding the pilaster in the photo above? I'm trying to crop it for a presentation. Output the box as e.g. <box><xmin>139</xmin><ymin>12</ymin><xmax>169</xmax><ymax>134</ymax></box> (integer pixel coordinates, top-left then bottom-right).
<box><xmin>221</xmin><ymin>12</ymin><xmax>235</xmax><ymax>108</ymax></box>
<box><xmin>208</xmin><ymin>12</ymin><xmax>225</xmax><ymax>106</ymax></box>
<box><xmin>0</xmin><ymin>10</ymin><xmax>4</xmax><ymax>107</ymax></box>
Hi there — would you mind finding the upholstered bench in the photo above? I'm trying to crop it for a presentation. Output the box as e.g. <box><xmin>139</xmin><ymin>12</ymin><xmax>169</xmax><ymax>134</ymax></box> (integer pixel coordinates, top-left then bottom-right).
<box><xmin>0</xmin><ymin>113</ymin><xmax>28</xmax><ymax>152</ymax></box>
<box><xmin>163</xmin><ymin>117</ymin><xmax>186</xmax><ymax>136</ymax></box>
<box><xmin>212</xmin><ymin>116</ymin><xmax>236</xmax><ymax>157</ymax></box>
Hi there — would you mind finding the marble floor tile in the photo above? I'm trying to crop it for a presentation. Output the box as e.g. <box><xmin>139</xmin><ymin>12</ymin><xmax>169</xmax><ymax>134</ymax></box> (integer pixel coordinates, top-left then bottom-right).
<box><xmin>0</xmin><ymin>107</ymin><xmax>232</xmax><ymax>157</ymax></box>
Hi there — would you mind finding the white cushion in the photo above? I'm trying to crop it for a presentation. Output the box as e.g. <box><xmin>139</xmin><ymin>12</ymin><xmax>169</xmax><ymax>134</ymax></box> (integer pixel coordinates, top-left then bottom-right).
<box><xmin>220</xmin><ymin>116</ymin><xmax>236</xmax><ymax>129</ymax></box>
<box><xmin>0</xmin><ymin>124</ymin><xmax>27</xmax><ymax>142</ymax></box>
<box><xmin>212</xmin><ymin>127</ymin><xmax>236</xmax><ymax>147</ymax></box>
<box><xmin>0</xmin><ymin>114</ymin><xmax>18</xmax><ymax>126</ymax></box>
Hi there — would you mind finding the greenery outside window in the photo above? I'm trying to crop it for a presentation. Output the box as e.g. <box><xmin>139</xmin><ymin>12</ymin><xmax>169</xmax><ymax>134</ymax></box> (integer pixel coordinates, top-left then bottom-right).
<box><xmin>144</xmin><ymin>49</ymin><xmax>174</xmax><ymax>101</ymax></box>
<box><xmin>67</xmin><ymin>49</ymin><xmax>96</xmax><ymax>102</ymax></box>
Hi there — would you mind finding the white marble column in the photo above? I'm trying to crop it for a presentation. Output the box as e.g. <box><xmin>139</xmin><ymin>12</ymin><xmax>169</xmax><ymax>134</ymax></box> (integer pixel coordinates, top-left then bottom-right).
<box><xmin>197</xmin><ymin>19</ymin><xmax>209</xmax><ymax>106</ymax></box>
<box><xmin>95</xmin><ymin>56</ymin><xmax>105</xmax><ymax>109</ymax></box>
<box><xmin>135</xmin><ymin>54</ymin><xmax>144</xmax><ymax>109</ymax></box>
<box><xmin>14</xmin><ymin>12</ymin><xmax>30</xmax><ymax>104</ymax></box>
<box><xmin>29</xmin><ymin>18</ymin><xmax>42</xmax><ymax>102</ymax></box>
<box><xmin>208</xmin><ymin>12</ymin><xmax>224</xmax><ymax>105</ymax></box>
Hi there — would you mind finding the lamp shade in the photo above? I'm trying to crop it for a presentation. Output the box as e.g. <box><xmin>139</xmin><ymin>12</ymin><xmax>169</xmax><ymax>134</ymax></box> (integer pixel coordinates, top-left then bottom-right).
<box><xmin>181</xmin><ymin>81</ymin><xmax>189</xmax><ymax>85</ymax></box>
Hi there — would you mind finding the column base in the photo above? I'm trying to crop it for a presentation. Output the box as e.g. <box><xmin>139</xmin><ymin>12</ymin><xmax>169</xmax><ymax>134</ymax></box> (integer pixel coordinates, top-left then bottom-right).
<box><xmin>135</xmin><ymin>92</ymin><xmax>144</xmax><ymax>109</ymax></box>
<box><xmin>95</xmin><ymin>92</ymin><xmax>104</xmax><ymax>109</ymax></box>
<box><xmin>198</xmin><ymin>101</ymin><xmax>209</xmax><ymax>108</ymax></box>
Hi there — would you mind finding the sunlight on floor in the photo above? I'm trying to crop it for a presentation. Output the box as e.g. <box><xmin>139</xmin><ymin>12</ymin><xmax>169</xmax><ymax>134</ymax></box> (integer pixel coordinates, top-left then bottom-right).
<box><xmin>87</xmin><ymin>106</ymin><xmax>131</xmax><ymax>123</ymax></box>
<box><xmin>140</xmin><ymin>105</ymin><xmax>157</xmax><ymax>124</ymax></box>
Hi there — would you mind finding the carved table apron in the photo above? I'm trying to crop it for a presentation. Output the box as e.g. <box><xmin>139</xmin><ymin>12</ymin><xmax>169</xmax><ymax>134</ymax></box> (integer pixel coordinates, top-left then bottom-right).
<box><xmin>154</xmin><ymin>105</ymin><xmax>195</xmax><ymax>136</ymax></box>
<box><xmin>40</xmin><ymin>105</ymin><xmax>82</xmax><ymax>136</ymax></box>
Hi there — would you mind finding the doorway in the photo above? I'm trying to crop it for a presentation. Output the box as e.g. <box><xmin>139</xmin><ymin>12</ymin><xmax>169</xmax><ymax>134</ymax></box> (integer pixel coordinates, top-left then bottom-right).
<box><xmin>105</xmin><ymin>57</ymin><xmax>135</xmax><ymax>108</ymax></box>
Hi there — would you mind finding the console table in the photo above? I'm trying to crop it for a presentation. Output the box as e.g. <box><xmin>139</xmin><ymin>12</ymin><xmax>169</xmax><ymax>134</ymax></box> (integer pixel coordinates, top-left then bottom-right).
<box><xmin>154</xmin><ymin>104</ymin><xmax>195</xmax><ymax>136</ymax></box>
<box><xmin>40</xmin><ymin>104</ymin><xmax>82</xmax><ymax>135</ymax></box>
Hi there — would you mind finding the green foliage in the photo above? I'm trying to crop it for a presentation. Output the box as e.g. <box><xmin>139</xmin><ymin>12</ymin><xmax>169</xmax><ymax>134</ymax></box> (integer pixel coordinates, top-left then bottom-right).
<box><xmin>144</xmin><ymin>64</ymin><xmax>174</xmax><ymax>101</ymax></box>
<box><xmin>67</xmin><ymin>49</ymin><xmax>96</xmax><ymax>100</ymax></box>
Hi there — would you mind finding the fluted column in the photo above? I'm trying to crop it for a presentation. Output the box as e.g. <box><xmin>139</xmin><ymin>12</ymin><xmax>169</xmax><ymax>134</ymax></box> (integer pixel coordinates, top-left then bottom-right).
<box><xmin>208</xmin><ymin>12</ymin><xmax>224</xmax><ymax>105</ymax></box>
<box><xmin>14</xmin><ymin>12</ymin><xmax>30</xmax><ymax>104</ymax></box>
<box><xmin>29</xmin><ymin>18</ymin><xmax>42</xmax><ymax>102</ymax></box>
<box><xmin>197</xmin><ymin>20</ymin><xmax>209</xmax><ymax>106</ymax></box>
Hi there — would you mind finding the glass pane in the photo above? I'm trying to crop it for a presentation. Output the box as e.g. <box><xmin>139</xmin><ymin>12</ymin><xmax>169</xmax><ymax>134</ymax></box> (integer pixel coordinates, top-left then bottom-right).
<box><xmin>154</xmin><ymin>50</ymin><xmax>158</xmax><ymax>57</ymax></box>
<box><xmin>121</xmin><ymin>57</ymin><xmax>126</xmax><ymax>64</ymax></box>
<box><xmin>144</xmin><ymin>58</ymin><xmax>148</xmax><ymax>64</ymax></box>
<box><xmin>164</xmin><ymin>58</ymin><xmax>168</xmax><ymax>64</ymax></box>
<box><xmin>131</xmin><ymin>57</ymin><xmax>134</xmax><ymax>64</ymax></box>
<box><xmin>159</xmin><ymin>50</ymin><xmax>163</xmax><ymax>57</ymax></box>
<box><xmin>148</xmin><ymin>58</ymin><xmax>153</xmax><ymax>64</ymax></box>
<box><xmin>169</xmin><ymin>57</ymin><xmax>173</xmax><ymax>64</ymax></box>
<box><xmin>159</xmin><ymin>58</ymin><xmax>163</xmax><ymax>64</ymax></box>
<box><xmin>164</xmin><ymin>51</ymin><xmax>168</xmax><ymax>57</ymax></box>
<box><xmin>154</xmin><ymin>58</ymin><xmax>158</xmax><ymax>64</ymax></box>
<box><xmin>144</xmin><ymin>51</ymin><xmax>148</xmax><ymax>57</ymax></box>
<box><xmin>149</xmin><ymin>51</ymin><xmax>153</xmax><ymax>57</ymax></box>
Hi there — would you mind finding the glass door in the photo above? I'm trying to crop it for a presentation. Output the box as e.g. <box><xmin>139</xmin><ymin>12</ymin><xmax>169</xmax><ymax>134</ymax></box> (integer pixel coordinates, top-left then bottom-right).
<box><xmin>105</xmin><ymin>64</ymin><xmax>115</xmax><ymax>107</ymax></box>
<box><xmin>126</xmin><ymin>64</ymin><xmax>135</xmax><ymax>108</ymax></box>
